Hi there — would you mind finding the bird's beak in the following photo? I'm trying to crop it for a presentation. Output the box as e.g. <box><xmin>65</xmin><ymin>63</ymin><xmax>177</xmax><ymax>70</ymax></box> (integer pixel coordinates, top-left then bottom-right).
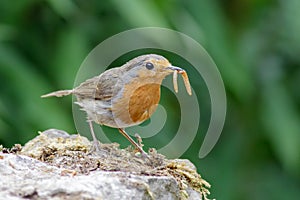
<box><xmin>166</xmin><ymin>65</ymin><xmax>185</xmax><ymax>73</ymax></box>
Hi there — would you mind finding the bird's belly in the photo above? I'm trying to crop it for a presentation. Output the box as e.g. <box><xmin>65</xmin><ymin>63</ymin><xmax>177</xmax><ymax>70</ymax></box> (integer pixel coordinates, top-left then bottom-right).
<box><xmin>75</xmin><ymin>99</ymin><xmax>114</xmax><ymax>126</ymax></box>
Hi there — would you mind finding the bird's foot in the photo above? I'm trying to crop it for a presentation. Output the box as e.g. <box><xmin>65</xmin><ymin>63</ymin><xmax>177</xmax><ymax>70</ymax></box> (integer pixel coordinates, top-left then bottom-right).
<box><xmin>133</xmin><ymin>133</ymin><xmax>150</xmax><ymax>158</ymax></box>
<box><xmin>88</xmin><ymin>140</ymin><xmax>102</xmax><ymax>154</ymax></box>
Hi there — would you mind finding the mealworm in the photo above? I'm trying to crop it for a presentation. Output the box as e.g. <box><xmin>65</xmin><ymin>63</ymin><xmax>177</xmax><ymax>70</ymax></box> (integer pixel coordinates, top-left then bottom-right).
<box><xmin>181</xmin><ymin>71</ymin><xmax>192</xmax><ymax>95</ymax></box>
<box><xmin>173</xmin><ymin>70</ymin><xmax>178</xmax><ymax>93</ymax></box>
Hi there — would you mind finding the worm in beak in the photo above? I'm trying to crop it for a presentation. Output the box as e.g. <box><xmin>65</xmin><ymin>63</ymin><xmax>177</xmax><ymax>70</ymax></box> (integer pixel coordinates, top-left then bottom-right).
<box><xmin>167</xmin><ymin>66</ymin><xmax>192</xmax><ymax>96</ymax></box>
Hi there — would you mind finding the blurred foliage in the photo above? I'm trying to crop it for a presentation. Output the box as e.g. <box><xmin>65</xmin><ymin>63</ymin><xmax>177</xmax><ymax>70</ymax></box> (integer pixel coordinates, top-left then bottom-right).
<box><xmin>0</xmin><ymin>0</ymin><xmax>300</xmax><ymax>199</ymax></box>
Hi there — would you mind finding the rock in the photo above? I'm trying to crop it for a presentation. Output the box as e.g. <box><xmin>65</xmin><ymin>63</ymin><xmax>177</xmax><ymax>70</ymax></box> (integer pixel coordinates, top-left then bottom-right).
<box><xmin>0</xmin><ymin>129</ymin><xmax>212</xmax><ymax>200</ymax></box>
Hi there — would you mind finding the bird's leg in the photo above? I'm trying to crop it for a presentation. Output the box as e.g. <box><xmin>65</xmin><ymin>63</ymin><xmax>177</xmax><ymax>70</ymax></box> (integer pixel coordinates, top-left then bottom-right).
<box><xmin>118</xmin><ymin>128</ymin><xmax>148</xmax><ymax>157</ymax></box>
<box><xmin>88</xmin><ymin>121</ymin><xmax>101</xmax><ymax>152</ymax></box>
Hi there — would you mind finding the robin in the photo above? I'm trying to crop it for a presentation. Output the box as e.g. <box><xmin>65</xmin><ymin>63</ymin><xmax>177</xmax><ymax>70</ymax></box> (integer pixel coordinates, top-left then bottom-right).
<box><xmin>42</xmin><ymin>54</ymin><xmax>191</xmax><ymax>156</ymax></box>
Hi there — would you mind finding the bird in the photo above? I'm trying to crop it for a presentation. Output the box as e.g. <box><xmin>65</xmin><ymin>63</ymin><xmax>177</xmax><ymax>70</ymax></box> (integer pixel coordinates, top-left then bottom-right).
<box><xmin>41</xmin><ymin>54</ymin><xmax>192</xmax><ymax>156</ymax></box>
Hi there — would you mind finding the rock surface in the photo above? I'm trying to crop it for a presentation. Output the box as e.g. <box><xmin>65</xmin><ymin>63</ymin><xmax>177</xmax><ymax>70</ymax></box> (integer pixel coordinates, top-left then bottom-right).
<box><xmin>0</xmin><ymin>129</ymin><xmax>211</xmax><ymax>200</ymax></box>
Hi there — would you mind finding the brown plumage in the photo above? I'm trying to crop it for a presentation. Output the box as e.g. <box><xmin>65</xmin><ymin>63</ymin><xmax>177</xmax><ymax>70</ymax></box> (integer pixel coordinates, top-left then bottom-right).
<box><xmin>42</xmin><ymin>54</ymin><xmax>191</xmax><ymax>156</ymax></box>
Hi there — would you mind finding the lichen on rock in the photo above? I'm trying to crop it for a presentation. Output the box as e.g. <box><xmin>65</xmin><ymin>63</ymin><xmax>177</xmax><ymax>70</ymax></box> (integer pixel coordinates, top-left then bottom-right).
<box><xmin>1</xmin><ymin>129</ymin><xmax>212</xmax><ymax>200</ymax></box>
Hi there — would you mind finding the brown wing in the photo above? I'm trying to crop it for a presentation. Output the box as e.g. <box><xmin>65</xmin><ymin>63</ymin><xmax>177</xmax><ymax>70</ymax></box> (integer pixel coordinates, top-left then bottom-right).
<box><xmin>74</xmin><ymin>67</ymin><xmax>123</xmax><ymax>101</ymax></box>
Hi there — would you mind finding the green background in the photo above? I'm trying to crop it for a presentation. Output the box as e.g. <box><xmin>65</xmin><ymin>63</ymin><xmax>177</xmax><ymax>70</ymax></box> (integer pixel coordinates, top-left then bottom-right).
<box><xmin>1</xmin><ymin>0</ymin><xmax>300</xmax><ymax>199</ymax></box>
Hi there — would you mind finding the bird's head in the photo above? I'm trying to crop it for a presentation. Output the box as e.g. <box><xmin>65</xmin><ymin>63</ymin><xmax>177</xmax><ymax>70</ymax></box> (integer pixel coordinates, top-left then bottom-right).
<box><xmin>122</xmin><ymin>54</ymin><xmax>184</xmax><ymax>81</ymax></box>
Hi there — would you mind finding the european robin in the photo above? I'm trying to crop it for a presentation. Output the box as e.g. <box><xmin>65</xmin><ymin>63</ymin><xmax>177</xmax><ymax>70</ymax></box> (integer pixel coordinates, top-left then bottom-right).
<box><xmin>42</xmin><ymin>54</ymin><xmax>191</xmax><ymax>156</ymax></box>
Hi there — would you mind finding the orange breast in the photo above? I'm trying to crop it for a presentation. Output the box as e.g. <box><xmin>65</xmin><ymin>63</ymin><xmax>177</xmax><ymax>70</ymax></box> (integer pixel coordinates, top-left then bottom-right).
<box><xmin>128</xmin><ymin>84</ymin><xmax>160</xmax><ymax>123</ymax></box>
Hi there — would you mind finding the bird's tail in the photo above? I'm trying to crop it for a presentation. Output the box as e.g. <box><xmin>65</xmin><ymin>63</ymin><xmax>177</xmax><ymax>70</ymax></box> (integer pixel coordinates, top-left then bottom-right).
<box><xmin>41</xmin><ymin>89</ymin><xmax>74</xmax><ymax>98</ymax></box>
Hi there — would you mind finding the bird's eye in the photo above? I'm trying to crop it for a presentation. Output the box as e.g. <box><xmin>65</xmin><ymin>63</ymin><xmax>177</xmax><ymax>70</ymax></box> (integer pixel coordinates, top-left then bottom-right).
<box><xmin>145</xmin><ymin>62</ymin><xmax>154</xmax><ymax>70</ymax></box>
